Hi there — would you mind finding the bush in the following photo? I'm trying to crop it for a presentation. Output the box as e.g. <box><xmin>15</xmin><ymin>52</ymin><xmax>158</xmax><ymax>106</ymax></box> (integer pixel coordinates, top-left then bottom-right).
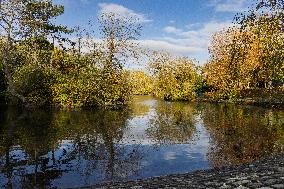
<box><xmin>92</xmin><ymin>69</ymin><xmax>131</xmax><ymax>106</ymax></box>
<box><xmin>129</xmin><ymin>71</ymin><xmax>153</xmax><ymax>95</ymax></box>
<box><xmin>51</xmin><ymin>66</ymin><xmax>131</xmax><ymax>108</ymax></box>
<box><xmin>12</xmin><ymin>64</ymin><xmax>55</xmax><ymax>106</ymax></box>
<box><xmin>150</xmin><ymin>57</ymin><xmax>200</xmax><ymax>101</ymax></box>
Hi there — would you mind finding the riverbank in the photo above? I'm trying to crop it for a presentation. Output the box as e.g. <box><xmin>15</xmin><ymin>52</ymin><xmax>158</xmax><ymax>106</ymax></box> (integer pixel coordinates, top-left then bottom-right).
<box><xmin>80</xmin><ymin>154</ymin><xmax>284</xmax><ymax>189</ymax></box>
<box><xmin>196</xmin><ymin>97</ymin><xmax>284</xmax><ymax>110</ymax></box>
<box><xmin>197</xmin><ymin>89</ymin><xmax>284</xmax><ymax>110</ymax></box>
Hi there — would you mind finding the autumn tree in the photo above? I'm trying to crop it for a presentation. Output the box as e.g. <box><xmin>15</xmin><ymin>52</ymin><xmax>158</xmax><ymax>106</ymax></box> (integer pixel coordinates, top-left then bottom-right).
<box><xmin>92</xmin><ymin>13</ymin><xmax>143</xmax><ymax>105</ymax></box>
<box><xmin>129</xmin><ymin>71</ymin><xmax>153</xmax><ymax>95</ymax></box>
<box><xmin>98</xmin><ymin>12</ymin><xmax>142</xmax><ymax>71</ymax></box>
<box><xmin>237</xmin><ymin>0</ymin><xmax>284</xmax><ymax>88</ymax></box>
<box><xmin>149</xmin><ymin>52</ymin><xmax>200</xmax><ymax>101</ymax></box>
<box><xmin>204</xmin><ymin>28</ymin><xmax>253</xmax><ymax>98</ymax></box>
<box><xmin>204</xmin><ymin>0</ymin><xmax>284</xmax><ymax>99</ymax></box>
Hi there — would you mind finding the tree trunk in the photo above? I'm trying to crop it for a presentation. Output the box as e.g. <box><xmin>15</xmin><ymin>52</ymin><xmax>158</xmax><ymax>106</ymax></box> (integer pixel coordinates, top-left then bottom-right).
<box><xmin>2</xmin><ymin>36</ymin><xmax>28</xmax><ymax>105</ymax></box>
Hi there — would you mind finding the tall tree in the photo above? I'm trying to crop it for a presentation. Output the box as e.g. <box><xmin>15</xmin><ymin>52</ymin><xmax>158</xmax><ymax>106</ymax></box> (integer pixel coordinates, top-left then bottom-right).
<box><xmin>236</xmin><ymin>0</ymin><xmax>284</xmax><ymax>88</ymax></box>
<box><xmin>92</xmin><ymin>12</ymin><xmax>143</xmax><ymax>105</ymax></box>
<box><xmin>98</xmin><ymin>12</ymin><xmax>142</xmax><ymax>72</ymax></box>
<box><xmin>0</xmin><ymin>0</ymin><xmax>69</xmax><ymax>105</ymax></box>
<box><xmin>205</xmin><ymin>0</ymin><xmax>284</xmax><ymax>99</ymax></box>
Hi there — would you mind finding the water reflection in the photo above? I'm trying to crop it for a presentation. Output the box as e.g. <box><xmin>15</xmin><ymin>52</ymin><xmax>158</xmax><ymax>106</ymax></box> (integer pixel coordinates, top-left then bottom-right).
<box><xmin>146</xmin><ymin>101</ymin><xmax>197</xmax><ymax>143</ymax></box>
<box><xmin>0</xmin><ymin>98</ymin><xmax>283</xmax><ymax>188</ymax></box>
<box><xmin>202</xmin><ymin>103</ymin><xmax>284</xmax><ymax>167</ymax></box>
<box><xmin>0</xmin><ymin>107</ymin><xmax>143</xmax><ymax>188</ymax></box>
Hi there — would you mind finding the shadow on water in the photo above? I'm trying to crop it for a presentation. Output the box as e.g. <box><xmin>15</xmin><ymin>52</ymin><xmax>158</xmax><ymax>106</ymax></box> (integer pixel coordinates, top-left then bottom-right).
<box><xmin>0</xmin><ymin>97</ymin><xmax>283</xmax><ymax>188</ymax></box>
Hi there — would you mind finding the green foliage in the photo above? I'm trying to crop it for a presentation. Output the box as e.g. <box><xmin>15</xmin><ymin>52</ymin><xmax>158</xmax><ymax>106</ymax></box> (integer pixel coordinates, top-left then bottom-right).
<box><xmin>192</xmin><ymin>74</ymin><xmax>209</xmax><ymax>94</ymax></box>
<box><xmin>51</xmin><ymin>67</ymin><xmax>131</xmax><ymax>108</ymax></box>
<box><xmin>0</xmin><ymin>3</ymin><xmax>142</xmax><ymax>108</ymax></box>
<box><xmin>12</xmin><ymin>64</ymin><xmax>55</xmax><ymax>106</ymax></box>
<box><xmin>150</xmin><ymin>56</ymin><xmax>200</xmax><ymax>101</ymax></box>
<box><xmin>16</xmin><ymin>0</ymin><xmax>71</xmax><ymax>37</ymax></box>
<box><xmin>93</xmin><ymin>69</ymin><xmax>131</xmax><ymax>106</ymax></box>
<box><xmin>46</xmin><ymin>12</ymin><xmax>141</xmax><ymax>108</ymax></box>
<box><xmin>0</xmin><ymin>0</ymin><xmax>71</xmax><ymax>106</ymax></box>
<box><xmin>51</xmin><ymin>72</ymin><xmax>90</xmax><ymax>108</ymax></box>
<box><xmin>7</xmin><ymin>38</ymin><xmax>133</xmax><ymax>108</ymax></box>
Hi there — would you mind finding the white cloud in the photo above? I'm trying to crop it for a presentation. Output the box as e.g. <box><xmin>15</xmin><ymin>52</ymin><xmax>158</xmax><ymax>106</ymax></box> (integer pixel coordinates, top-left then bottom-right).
<box><xmin>138</xmin><ymin>39</ymin><xmax>204</xmax><ymax>55</ymax></box>
<box><xmin>186</xmin><ymin>23</ymin><xmax>202</xmax><ymax>29</ymax></box>
<box><xmin>158</xmin><ymin>20</ymin><xmax>235</xmax><ymax>64</ymax></box>
<box><xmin>211</xmin><ymin>0</ymin><xmax>250</xmax><ymax>12</ymax></box>
<box><xmin>191</xmin><ymin>20</ymin><xmax>233</xmax><ymax>38</ymax></box>
<box><xmin>163</xmin><ymin>20</ymin><xmax>234</xmax><ymax>43</ymax></box>
<box><xmin>98</xmin><ymin>3</ymin><xmax>152</xmax><ymax>23</ymax></box>
<box><xmin>163</xmin><ymin>26</ymin><xmax>182</xmax><ymax>34</ymax></box>
<box><xmin>162</xmin><ymin>37</ymin><xmax>208</xmax><ymax>49</ymax></box>
<box><xmin>167</xmin><ymin>21</ymin><xmax>233</xmax><ymax>40</ymax></box>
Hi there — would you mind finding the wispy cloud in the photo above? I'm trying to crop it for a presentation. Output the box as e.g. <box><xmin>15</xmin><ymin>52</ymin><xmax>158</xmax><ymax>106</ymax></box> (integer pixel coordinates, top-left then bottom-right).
<box><xmin>210</xmin><ymin>0</ymin><xmax>251</xmax><ymax>12</ymax></box>
<box><xmin>163</xmin><ymin>26</ymin><xmax>182</xmax><ymax>34</ymax></box>
<box><xmin>138</xmin><ymin>39</ymin><xmax>204</xmax><ymax>55</ymax></box>
<box><xmin>98</xmin><ymin>3</ymin><xmax>152</xmax><ymax>23</ymax></box>
<box><xmin>159</xmin><ymin>20</ymin><xmax>235</xmax><ymax>63</ymax></box>
<box><xmin>164</xmin><ymin>20</ymin><xmax>234</xmax><ymax>41</ymax></box>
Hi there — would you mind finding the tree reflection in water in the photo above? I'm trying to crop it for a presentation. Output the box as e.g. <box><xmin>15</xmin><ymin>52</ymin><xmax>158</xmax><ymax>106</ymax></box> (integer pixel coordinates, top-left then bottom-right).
<box><xmin>202</xmin><ymin>103</ymin><xmax>284</xmax><ymax>167</ymax></box>
<box><xmin>146</xmin><ymin>101</ymin><xmax>197</xmax><ymax>144</ymax></box>
<box><xmin>0</xmin><ymin>106</ymin><xmax>143</xmax><ymax>188</ymax></box>
<box><xmin>0</xmin><ymin>98</ymin><xmax>284</xmax><ymax>188</ymax></box>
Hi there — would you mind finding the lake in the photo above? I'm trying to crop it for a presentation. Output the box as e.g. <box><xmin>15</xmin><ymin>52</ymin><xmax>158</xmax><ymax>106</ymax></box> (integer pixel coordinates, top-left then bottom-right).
<box><xmin>0</xmin><ymin>96</ymin><xmax>283</xmax><ymax>188</ymax></box>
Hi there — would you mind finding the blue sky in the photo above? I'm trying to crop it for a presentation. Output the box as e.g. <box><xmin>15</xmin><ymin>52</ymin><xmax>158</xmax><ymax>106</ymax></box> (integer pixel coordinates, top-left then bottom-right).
<box><xmin>53</xmin><ymin>0</ymin><xmax>253</xmax><ymax>65</ymax></box>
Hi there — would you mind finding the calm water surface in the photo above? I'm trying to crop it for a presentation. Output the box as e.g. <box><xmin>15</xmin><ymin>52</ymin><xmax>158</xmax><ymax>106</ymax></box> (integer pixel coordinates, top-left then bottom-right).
<box><xmin>0</xmin><ymin>96</ymin><xmax>283</xmax><ymax>188</ymax></box>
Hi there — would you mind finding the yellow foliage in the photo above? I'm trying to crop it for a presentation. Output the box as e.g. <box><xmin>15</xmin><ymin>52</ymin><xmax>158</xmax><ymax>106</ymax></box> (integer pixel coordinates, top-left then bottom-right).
<box><xmin>129</xmin><ymin>71</ymin><xmax>153</xmax><ymax>95</ymax></box>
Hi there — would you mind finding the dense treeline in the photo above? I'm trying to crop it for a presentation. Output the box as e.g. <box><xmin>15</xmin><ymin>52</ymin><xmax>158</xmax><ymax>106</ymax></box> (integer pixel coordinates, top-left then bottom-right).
<box><xmin>0</xmin><ymin>0</ymin><xmax>283</xmax><ymax>108</ymax></box>
<box><xmin>204</xmin><ymin>0</ymin><xmax>284</xmax><ymax>100</ymax></box>
<box><xmin>0</xmin><ymin>0</ymin><xmax>140</xmax><ymax>108</ymax></box>
<box><xmin>149</xmin><ymin>0</ymin><xmax>283</xmax><ymax>102</ymax></box>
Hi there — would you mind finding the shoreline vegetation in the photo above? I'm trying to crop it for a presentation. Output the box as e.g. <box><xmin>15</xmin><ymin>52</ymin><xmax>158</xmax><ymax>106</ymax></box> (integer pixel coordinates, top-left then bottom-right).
<box><xmin>0</xmin><ymin>0</ymin><xmax>283</xmax><ymax>109</ymax></box>
<box><xmin>196</xmin><ymin>97</ymin><xmax>284</xmax><ymax>110</ymax></box>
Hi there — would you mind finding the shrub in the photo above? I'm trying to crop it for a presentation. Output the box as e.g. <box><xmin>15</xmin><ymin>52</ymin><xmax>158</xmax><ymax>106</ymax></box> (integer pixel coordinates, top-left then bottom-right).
<box><xmin>12</xmin><ymin>64</ymin><xmax>55</xmax><ymax>106</ymax></box>
<box><xmin>51</xmin><ymin>66</ymin><xmax>131</xmax><ymax>108</ymax></box>
<box><xmin>129</xmin><ymin>71</ymin><xmax>153</xmax><ymax>95</ymax></box>
<box><xmin>150</xmin><ymin>57</ymin><xmax>200</xmax><ymax>101</ymax></box>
